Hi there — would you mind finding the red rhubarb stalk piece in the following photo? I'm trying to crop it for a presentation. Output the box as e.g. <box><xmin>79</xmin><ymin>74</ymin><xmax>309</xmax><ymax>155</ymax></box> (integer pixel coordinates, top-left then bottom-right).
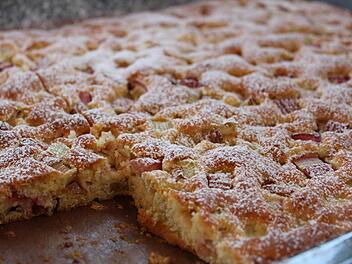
<box><xmin>291</xmin><ymin>133</ymin><xmax>321</xmax><ymax>142</ymax></box>
<box><xmin>78</xmin><ymin>91</ymin><xmax>93</xmax><ymax>104</ymax></box>
<box><xmin>130</xmin><ymin>158</ymin><xmax>162</xmax><ymax>175</ymax></box>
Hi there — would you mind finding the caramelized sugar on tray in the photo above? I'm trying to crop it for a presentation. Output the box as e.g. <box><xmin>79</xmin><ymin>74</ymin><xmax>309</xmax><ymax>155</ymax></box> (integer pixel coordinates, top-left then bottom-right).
<box><xmin>0</xmin><ymin>0</ymin><xmax>352</xmax><ymax>263</ymax></box>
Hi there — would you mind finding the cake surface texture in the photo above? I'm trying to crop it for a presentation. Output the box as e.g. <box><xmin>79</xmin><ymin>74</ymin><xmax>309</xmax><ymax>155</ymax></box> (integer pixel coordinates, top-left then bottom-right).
<box><xmin>1</xmin><ymin>0</ymin><xmax>352</xmax><ymax>263</ymax></box>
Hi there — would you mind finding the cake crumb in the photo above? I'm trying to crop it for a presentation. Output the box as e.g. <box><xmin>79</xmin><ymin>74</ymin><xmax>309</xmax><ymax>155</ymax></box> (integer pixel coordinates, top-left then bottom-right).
<box><xmin>90</xmin><ymin>201</ymin><xmax>105</xmax><ymax>210</ymax></box>
<box><xmin>148</xmin><ymin>252</ymin><xmax>171</xmax><ymax>264</ymax></box>
<box><xmin>115</xmin><ymin>249</ymin><xmax>125</xmax><ymax>255</ymax></box>
<box><xmin>62</xmin><ymin>241</ymin><xmax>74</xmax><ymax>249</ymax></box>
<box><xmin>4</xmin><ymin>230</ymin><xmax>16</xmax><ymax>238</ymax></box>
<box><xmin>41</xmin><ymin>255</ymin><xmax>51</xmax><ymax>262</ymax></box>
<box><xmin>116</xmin><ymin>203</ymin><xmax>124</xmax><ymax>209</ymax></box>
<box><xmin>66</xmin><ymin>251</ymin><xmax>84</xmax><ymax>263</ymax></box>
<box><xmin>60</xmin><ymin>225</ymin><xmax>72</xmax><ymax>234</ymax></box>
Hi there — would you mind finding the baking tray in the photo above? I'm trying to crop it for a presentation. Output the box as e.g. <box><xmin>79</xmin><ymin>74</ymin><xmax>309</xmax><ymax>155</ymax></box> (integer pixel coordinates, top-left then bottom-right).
<box><xmin>0</xmin><ymin>0</ymin><xmax>352</xmax><ymax>263</ymax></box>
<box><xmin>0</xmin><ymin>197</ymin><xmax>201</xmax><ymax>264</ymax></box>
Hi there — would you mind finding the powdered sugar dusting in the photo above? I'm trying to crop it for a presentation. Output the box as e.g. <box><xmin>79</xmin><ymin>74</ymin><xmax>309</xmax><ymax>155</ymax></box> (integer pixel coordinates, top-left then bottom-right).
<box><xmin>0</xmin><ymin>0</ymin><xmax>352</xmax><ymax>262</ymax></box>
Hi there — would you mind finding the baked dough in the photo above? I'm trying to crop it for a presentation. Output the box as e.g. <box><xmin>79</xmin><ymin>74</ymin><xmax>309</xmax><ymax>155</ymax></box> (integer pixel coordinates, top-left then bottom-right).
<box><xmin>0</xmin><ymin>1</ymin><xmax>352</xmax><ymax>263</ymax></box>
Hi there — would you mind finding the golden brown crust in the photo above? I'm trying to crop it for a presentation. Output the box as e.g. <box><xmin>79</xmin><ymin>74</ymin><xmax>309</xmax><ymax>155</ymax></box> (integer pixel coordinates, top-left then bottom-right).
<box><xmin>0</xmin><ymin>0</ymin><xmax>352</xmax><ymax>263</ymax></box>
<box><xmin>137</xmin><ymin>208</ymin><xmax>193</xmax><ymax>254</ymax></box>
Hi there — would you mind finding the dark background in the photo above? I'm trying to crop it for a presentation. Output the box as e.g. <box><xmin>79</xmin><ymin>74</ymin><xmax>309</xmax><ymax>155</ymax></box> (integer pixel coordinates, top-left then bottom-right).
<box><xmin>0</xmin><ymin>0</ymin><xmax>351</xmax><ymax>30</ymax></box>
<box><xmin>324</xmin><ymin>0</ymin><xmax>352</xmax><ymax>9</ymax></box>
<box><xmin>0</xmin><ymin>0</ymin><xmax>197</xmax><ymax>30</ymax></box>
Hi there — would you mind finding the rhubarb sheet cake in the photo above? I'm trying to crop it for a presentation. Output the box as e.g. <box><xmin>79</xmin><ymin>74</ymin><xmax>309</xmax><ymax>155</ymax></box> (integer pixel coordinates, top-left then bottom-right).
<box><xmin>1</xmin><ymin>0</ymin><xmax>352</xmax><ymax>263</ymax></box>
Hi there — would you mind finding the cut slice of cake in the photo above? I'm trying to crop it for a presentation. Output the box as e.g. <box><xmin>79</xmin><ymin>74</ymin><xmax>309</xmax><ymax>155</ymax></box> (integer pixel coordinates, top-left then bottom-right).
<box><xmin>1</xmin><ymin>0</ymin><xmax>352</xmax><ymax>263</ymax></box>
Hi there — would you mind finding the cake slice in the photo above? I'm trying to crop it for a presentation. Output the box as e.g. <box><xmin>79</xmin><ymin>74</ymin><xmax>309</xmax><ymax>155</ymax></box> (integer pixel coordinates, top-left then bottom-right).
<box><xmin>1</xmin><ymin>0</ymin><xmax>352</xmax><ymax>263</ymax></box>
<box><xmin>0</xmin><ymin>133</ymin><xmax>130</xmax><ymax>224</ymax></box>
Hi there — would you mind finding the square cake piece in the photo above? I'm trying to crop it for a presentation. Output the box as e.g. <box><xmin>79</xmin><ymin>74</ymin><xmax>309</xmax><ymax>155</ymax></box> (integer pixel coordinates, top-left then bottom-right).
<box><xmin>1</xmin><ymin>0</ymin><xmax>352</xmax><ymax>263</ymax></box>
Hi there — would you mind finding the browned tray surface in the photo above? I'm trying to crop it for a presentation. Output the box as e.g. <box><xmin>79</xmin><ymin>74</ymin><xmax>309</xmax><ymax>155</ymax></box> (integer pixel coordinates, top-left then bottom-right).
<box><xmin>0</xmin><ymin>196</ymin><xmax>201</xmax><ymax>264</ymax></box>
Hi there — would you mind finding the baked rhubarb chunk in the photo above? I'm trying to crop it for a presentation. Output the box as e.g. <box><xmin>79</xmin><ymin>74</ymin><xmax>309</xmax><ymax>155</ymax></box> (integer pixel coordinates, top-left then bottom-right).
<box><xmin>1</xmin><ymin>0</ymin><xmax>352</xmax><ymax>263</ymax></box>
